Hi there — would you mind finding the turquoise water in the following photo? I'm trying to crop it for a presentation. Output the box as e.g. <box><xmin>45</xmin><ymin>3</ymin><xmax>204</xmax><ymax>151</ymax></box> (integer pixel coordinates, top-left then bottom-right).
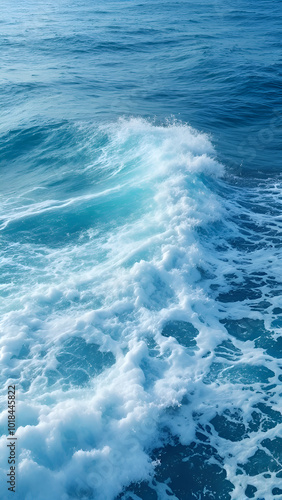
<box><xmin>0</xmin><ymin>1</ymin><xmax>282</xmax><ymax>499</ymax></box>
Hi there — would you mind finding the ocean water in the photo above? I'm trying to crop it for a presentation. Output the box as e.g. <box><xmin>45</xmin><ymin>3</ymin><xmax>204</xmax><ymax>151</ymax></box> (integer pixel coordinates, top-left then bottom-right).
<box><xmin>0</xmin><ymin>1</ymin><xmax>282</xmax><ymax>499</ymax></box>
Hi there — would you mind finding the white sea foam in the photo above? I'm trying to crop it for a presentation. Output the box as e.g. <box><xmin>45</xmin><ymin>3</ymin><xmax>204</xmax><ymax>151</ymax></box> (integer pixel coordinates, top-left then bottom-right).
<box><xmin>0</xmin><ymin>119</ymin><xmax>281</xmax><ymax>499</ymax></box>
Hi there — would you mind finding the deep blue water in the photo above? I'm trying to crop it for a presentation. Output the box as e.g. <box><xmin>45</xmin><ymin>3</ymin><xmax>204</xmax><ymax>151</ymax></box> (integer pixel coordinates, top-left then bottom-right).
<box><xmin>0</xmin><ymin>1</ymin><xmax>282</xmax><ymax>499</ymax></box>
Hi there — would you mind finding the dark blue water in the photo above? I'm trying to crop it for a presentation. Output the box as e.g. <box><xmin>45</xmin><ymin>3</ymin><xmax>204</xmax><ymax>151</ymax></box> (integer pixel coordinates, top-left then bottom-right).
<box><xmin>0</xmin><ymin>1</ymin><xmax>281</xmax><ymax>499</ymax></box>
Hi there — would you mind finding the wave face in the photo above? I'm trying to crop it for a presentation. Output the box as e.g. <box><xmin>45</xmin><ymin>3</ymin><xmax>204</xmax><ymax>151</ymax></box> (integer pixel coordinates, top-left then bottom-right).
<box><xmin>0</xmin><ymin>118</ymin><xmax>281</xmax><ymax>499</ymax></box>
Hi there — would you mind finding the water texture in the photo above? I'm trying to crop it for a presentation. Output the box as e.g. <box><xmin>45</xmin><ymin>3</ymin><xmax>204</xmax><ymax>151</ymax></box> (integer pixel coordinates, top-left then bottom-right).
<box><xmin>0</xmin><ymin>1</ymin><xmax>281</xmax><ymax>499</ymax></box>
